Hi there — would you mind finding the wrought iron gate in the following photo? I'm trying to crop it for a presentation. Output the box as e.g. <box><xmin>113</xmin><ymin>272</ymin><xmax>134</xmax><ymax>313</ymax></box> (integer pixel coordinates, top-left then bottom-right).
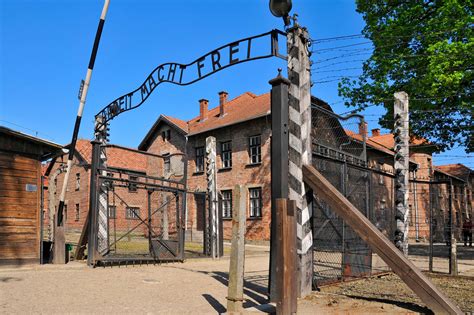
<box><xmin>91</xmin><ymin>167</ymin><xmax>186</xmax><ymax>265</ymax></box>
<box><xmin>311</xmin><ymin>104</ymin><xmax>372</xmax><ymax>286</ymax></box>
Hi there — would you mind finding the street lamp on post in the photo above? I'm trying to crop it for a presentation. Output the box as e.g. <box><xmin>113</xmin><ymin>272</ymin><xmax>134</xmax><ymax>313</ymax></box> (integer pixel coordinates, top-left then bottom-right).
<box><xmin>269</xmin><ymin>0</ymin><xmax>292</xmax><ymax>26</ymax></box>
<box><xmin>268</xmin><ymin>0</ymin><xmax>314</xmax><ymax>301</ymax></box>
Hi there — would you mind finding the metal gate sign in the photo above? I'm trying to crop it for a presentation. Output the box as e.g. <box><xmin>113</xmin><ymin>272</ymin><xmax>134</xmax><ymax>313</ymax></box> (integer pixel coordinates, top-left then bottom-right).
<box><xmin>95</xmin><ymin>29</ymin><xmax>286</xmax><ymax>127</ymax></box>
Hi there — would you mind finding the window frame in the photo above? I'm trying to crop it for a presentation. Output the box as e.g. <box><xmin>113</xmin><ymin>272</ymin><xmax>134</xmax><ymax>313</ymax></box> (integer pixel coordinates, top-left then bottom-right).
<box><xmin>163</xmin><ymin>153</ymin><xmax>171</xmax><ymax>175</ymax></box>
<box><xmin>220</xmin><ymin>141</ymin><xmax>232</xmax><ymax>169</ymax></box>
<box><xmin>249</xmin><ymin>187</ymin><xmax>262</xmax><ymax>218</ymax></box>
<box><xmin>108</xmin><ymin>205</ymin><xmax>116</xmax><ymax>219</ymax></box>
<box><xmin>75</xmin><ymin>173</ymin><xmax>80</xmax><ymax>191</ymax></box>
<box><xmin>195</xmin><ymin>147</ymin><xmax>205</xmax><ymax>173</ymax></box>
<box><xmin>125</xmin><ymin>206</ymin><xmax>140</xmax><ymax>220</ymax></box>
<box><xmin>248</xmin><ymin>135</ymin><xmax>262</xmax><ymax>165</ymax></box>
<box><xmin>221</xmin><ymin>190</ymin><xmax>233</xmax><ymax>219</ymax></box>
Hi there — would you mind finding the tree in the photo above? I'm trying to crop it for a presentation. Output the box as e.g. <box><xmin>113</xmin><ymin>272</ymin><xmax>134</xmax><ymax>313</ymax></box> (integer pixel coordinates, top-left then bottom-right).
<box><xmin>338</xmin><ymin>0</ymin><xmax>473</xmax><ymax>152</ymax></box>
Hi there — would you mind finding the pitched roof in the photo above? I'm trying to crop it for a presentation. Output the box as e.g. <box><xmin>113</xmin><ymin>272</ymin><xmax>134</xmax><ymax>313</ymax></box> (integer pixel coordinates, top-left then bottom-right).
<box><xmin>187</xmin><ymin>92</ymin><xmax>270</xmax><ymax>135</ymax></box>
<box><xmin>435</xmin><ymin>163</ymin><xmax>473</xmax><ymax>180</ymax></box>
<box><xmin>369</xmin><ymin>133</ymin><xmax>428</xmax><ymax>150</ymax></box>
<box><xmin>73</xmin><ymin>139</ymin><xmax>147</xmax><ymax>173</ymax></box>
<box><xmin>139</xmin><ymin>92</ymin><xmax>271</xmax><ymax>150</ymax></box>
<box><xmin>345</xmin><ymin>130</ymin><xmax>397</xmax><ymax>157</ymax></box>
<box><xmin>162</xmin><ymin>115</ymin><xmax>188</xmax><ymax>133</ymax></box>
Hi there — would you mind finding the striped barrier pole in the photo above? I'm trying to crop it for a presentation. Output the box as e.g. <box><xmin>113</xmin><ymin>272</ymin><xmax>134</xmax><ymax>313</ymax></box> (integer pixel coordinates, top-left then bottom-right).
<box><xmin>55</xmin><ymin>1</ymin><xmax>110</xmax><ymax>261</ymax></box>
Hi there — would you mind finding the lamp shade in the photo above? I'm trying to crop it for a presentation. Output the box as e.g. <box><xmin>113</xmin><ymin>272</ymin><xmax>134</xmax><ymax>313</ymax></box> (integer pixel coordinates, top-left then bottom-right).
<box><xmin>269</xmin><ymin>0</ymin><xmax>292</xmax><ymax>17</ymax></box>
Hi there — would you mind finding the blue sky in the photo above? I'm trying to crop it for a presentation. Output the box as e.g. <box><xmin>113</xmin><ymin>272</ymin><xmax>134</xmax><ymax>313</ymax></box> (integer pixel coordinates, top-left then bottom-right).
<box><xmin>0</xmin><ymin>0</ymin><xmax>471</xmax><ymax>167</ymax></box>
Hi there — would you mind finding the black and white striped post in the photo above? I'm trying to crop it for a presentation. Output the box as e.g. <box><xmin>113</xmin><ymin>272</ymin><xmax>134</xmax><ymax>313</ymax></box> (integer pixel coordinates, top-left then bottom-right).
<box><xmin>287</xmin><ymin>22</ymin><xmax>313</xmax><ymax>298</ymax></box>
<box><xmin>54</xmin><ymin>0</ymin><xmax>110</xmax><ymax>263</ymax></box>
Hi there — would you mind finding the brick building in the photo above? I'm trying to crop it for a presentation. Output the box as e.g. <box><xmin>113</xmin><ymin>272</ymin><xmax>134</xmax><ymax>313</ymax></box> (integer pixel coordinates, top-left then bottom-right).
<box><xmin>47</xmin><ymin>140</ymin><xmax>150</xmax><ymax>240</ymax></box>
<box><xmin>139</xmin><ymin>91</ymin><xmax>472</xmax><ymax>243</ymax></box>
<box><xmin>46</xmin><ymin>91</ymin><xmax>472</xmax><ymax>245</ymax></box>
<box><xmin>139</xmin><ymin>92</ymin><xmax>272</xmax><ymax>241</ymax></box>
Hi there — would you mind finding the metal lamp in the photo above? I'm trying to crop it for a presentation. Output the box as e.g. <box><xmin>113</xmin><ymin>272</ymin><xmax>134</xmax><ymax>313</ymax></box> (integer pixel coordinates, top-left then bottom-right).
<box><xmin>269</xmin><ymin>0</ymin><xmax>292</xmax><ymax>26</ymax></box>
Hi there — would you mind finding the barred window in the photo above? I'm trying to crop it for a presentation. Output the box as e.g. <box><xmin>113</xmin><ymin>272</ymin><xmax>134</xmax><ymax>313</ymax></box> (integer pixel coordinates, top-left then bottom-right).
<box><xmin>221</xmin><ymin>190</ymin><xmax>232</xmax><ymax>219</ymax></box>
<box><xmin>221</xmin><ymin>141</ymin><xmax>232</xmax><ymax>169</ymax></box>
<box><xmin>108</xmin><ymin>205</ymin><xmax>116</xmax><ymax>219</ymax></box>
<box><xmin>126</xmin><ymin>207</ymin><xmax>140</xmax><ymax>219</ymax></box>
<box><xmin>249</xmin><ymin>187</ymin><xmax>262</xmax><ymax>218</ymax></box>
<box><xmin>249</xmin><ymin>135</ymin><xmax>261</xmax><ymax>164</ymax></box>
<box><xmin>195</xmin><ymin>147</ymin><xmax>205</xmax><ymax>172</ymax></box>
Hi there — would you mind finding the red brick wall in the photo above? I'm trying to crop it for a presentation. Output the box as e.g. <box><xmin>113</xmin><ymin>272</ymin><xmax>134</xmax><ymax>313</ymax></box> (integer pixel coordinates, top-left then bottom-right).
<box><xmin>145</xmin><ymin>116</ymin><xmax>272</xmax><ymax>240</ymax></box>
<box><xmin>186</xmin><ymin>116</ymin><xmax>272</xmax><ymax>240</ymax></box>
<box><xmin>49</xmin><ymin>155</ymin><xmax>91</xmax><ymax>233</ymax></box>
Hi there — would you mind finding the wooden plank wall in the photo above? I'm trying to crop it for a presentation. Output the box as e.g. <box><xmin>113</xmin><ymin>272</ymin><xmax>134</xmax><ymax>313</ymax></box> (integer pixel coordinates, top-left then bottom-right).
<box><xmin>0</xmin><ymin>152</ymin><xmax>41</xmax><ymax>260</ymax></box>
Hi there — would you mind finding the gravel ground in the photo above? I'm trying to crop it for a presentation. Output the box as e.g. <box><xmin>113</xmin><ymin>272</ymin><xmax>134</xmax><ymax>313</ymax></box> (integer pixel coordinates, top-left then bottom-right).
<box><xmin>320</xmin><ymin>273</ymin><xmax>473</xmax><ymax>313</ymax></box>
<box><xmin>1</xmin><ymin>245</ymin><xmax>472</xmax><ymax>314</ymax></box>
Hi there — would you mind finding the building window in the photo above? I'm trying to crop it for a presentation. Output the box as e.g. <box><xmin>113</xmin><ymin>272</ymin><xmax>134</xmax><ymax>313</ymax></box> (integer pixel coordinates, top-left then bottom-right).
<box><xmin>75</xmin><ymin>204</ymin><xmax>80</xmax><ymax>221</ymax></box>
<box><xmin>43</xmin><ymin>209</ymin><xmax>46</xmax><ymax>220</ymax></box>
<box><xmin>106</xmin><ymin>172</ymin><xmax>114</xmax><ymax>191</ymax></box>
<box><xmin>108</xmin><ymin>205</ymin><xmax>116</xmax><ymax>219</ymax></box>
<box><xmin>129</xmin><ymin>175</ymin><xmax>138</xmax><ymax>192</ymax></box>
<box><xmin>249</xmin><ymin>187</ymin><xmax>262</xmax><ymax>218</ymax></box>
<box><xmin>195</xmin><ymin>147</ymin><xmax>205</xmax><ymax>172</ymax></box>
<box><xmin>377</xmin><ymin>163</ymin><xmax>384</xmax><ymax>185</ymax></box>
<box><xmin>64</xmin><ymin>204</ymin><xmax>68</xmax><ymax>221</ymax></box>
<box><xmin>75</xmin><ymin>173</ymin><xmax>80</xmax><ymax>191</ymax></box>
<box><xmin>249</xmin><ymin>135</ymin><xmax>261</xmax><ymax>164</ymax></box>
<box><xmin>162</xmin><ymin>129</ymin><xmax>171</xmax><ymax>141</ymax></box>
<box><xmin>126</xmin><ymin>207</ymin><xmax>140</xmax><ymax>220</ymax></box>
<box><xmin>221</xmin><ymin>190</ymin><xmax>232</xmax><ymax>219</ymax></box>
<box><xmin>163</xmin><ymin>154</ymin><xmax>171</xmax><ymax>175</ymax></box>
<box><xmin>221</xmin><ymin>141</ymin><xmax>232</xmax><ymax>169</ymax></box>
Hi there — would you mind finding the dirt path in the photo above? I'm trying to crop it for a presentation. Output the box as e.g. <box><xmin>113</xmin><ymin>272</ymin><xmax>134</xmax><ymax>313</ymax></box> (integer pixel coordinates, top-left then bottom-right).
<box><xmin>0</xmin><ymin>252</ymin><xmax>447</xmax><ymax>314</ymax></box>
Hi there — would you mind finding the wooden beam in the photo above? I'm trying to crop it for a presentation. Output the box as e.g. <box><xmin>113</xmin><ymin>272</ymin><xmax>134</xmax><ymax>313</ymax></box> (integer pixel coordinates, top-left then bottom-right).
<box><xmin>275</xmin><ymin>199</ymin><xmax>297</xmax><ymax>315</ymax></box>
<box><xmin>226</xmin><ymin>185</ymin><xmax>246</xmax><ymax>314</ymax></box>
<box><xmin>303</xmin><ymin>164</ymin><xmax>462</xmax><ymax>315</ymax></box>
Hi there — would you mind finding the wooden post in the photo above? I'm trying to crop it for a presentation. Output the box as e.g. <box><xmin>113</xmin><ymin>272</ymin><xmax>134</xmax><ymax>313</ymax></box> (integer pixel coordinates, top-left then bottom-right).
<box><xmin>275</xmin><ymin>199</ymin><xmax>297</xmax><ymax>315</ymax></box>
<box><xmin>53</xmin><ymin>225</ymin><xmax>66</xmax><ymax>264</ymax></box>
<box><xmin>269</xmin><ymin>70</ymin><xmax>290</xmax><ymax>301</ymax></box>
<box><xmin>303</xmin><ymin>164</ymin><xmax>462</xmax><ymax>315</ymax></box>
<box><xmin>227</xmin><ymin>185</ymin><xmax>246</xmax><ymax>313</ymax></box>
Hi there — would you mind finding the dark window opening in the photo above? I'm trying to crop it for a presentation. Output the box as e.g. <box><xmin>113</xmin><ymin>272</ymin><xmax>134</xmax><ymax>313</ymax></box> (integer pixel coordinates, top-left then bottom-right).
<box><xmin>221</xmin><ymin>141</ymin><xmax>232</xmax><ymax>169</ymax></box>
<box><xmin>195</xmin><ymin>147</ymin><xmax>205</xmax><ymax>172</ymax></box>
<box><xmin>249</xmin><ymin>135</ymin><xmax>261</xmax><ymax>164</ymax></box>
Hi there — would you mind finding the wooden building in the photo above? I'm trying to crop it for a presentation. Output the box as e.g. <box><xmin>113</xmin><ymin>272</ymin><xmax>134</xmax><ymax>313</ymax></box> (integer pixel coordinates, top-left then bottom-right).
<box><xmin>0</xmin><ymin>126</ymin><xmax>62</xmax><ymax>264</ymax></box>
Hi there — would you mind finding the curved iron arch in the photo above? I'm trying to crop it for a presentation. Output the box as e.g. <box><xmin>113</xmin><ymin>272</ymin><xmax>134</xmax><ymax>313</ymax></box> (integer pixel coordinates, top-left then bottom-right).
<box><xmin>95</xmin><ymin>29</ymin><xmax>287</xmax><ymax>130</ymax></box>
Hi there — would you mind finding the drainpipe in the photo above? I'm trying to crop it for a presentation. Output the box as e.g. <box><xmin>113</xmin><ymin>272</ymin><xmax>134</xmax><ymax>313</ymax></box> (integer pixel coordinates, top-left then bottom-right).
<box><xmin>413</xmin><ymin>166</ymin><xmax>420</xmax><ymax>241</ymax></box>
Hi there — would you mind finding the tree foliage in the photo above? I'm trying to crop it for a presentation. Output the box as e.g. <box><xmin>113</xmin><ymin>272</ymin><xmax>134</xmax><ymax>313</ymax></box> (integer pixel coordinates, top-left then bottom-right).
<box><xmin>338</xmin><ymin>0</ymin><xmax>473</xmax><ymax>152</ymax></box>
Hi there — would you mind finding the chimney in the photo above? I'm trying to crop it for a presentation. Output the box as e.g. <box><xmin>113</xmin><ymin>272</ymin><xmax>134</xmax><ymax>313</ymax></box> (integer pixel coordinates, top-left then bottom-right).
<box><xmin>371</xmin><ymin>128</ymin><xmax>380</xmax><ymax>137</ymax></box>
<box><xmin>358</xmin><ymin>121</ymin><xmax>368</xmax><ymax>136</ymax></box>
<box><xmin>199</xmin><ymin>99</ymin><xmax>208</xmax><ymax>122</ymax></box>
<box><xmin>218</xmin><ymin>91</ymin><xmax>228</xmax><ymax>116</ymax></box>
